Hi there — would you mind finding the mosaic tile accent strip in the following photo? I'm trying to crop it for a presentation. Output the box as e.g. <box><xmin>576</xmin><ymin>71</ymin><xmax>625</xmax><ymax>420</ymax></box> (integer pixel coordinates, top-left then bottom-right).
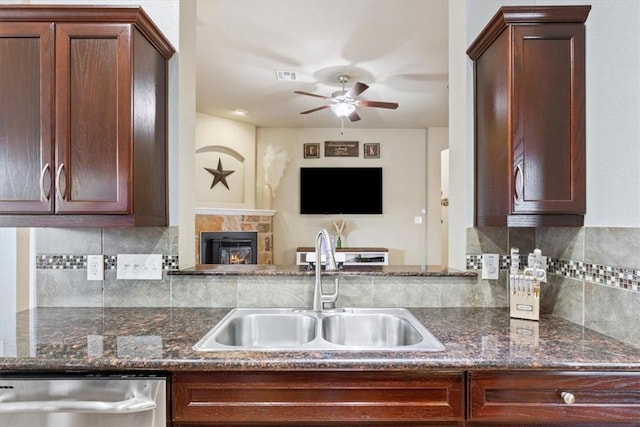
<box><xmin>549</xmin><ymin>259</ymin><xmax>640</xmax><ymax>292</ymax></box>
<box><xmin>37</xmin><ymin>255</ymin><xmax>86</xmax><ymax>270</ymax></box>
<box><xmin>466</xmin><ymin>254</ymin><xmax>514</xmax><ymax>270</ymax></box>
<box><xmin>163</xmin><ymin>255</ymin><xmax>180</xmax><ymax>270</ymax></box>
<box><xmin>37</xmin><ymin>255</ymin><xmax>180</xmax><ymax>271</ymax></box>
<box><xmin>466</xmin><ymin>254</ymin><xmax>640</xmax><ymax>292</ymax></box>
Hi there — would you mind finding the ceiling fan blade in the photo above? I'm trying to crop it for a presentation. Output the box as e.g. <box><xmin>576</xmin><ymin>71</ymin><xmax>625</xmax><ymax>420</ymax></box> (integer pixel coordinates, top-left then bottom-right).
<box><xmin>294</xmin><ymin>90</ymin><xmax>330</xmax><ymax>100</ymax></box>
<box><xmin>357</xmin><ymin>100</ymin><xmax>399</xmax><ymax>109</ymax></box>
<box><xmin>346</xmin><ymin>82</ymin><xmax>369</xmax><ymax>99</ymax></box>
<box><xmin>348</xmin><ymin>111</ymin><xmax>361</xmax><ymax>122</ymax></box>
<box><xmin>300</xmin><ymin>105</ymin><xmax>330</xmax><ymax>114</ymax></box>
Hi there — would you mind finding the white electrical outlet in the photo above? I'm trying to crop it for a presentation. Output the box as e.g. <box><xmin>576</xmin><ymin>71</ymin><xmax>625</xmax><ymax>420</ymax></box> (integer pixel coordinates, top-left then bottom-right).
<box><xmin>116</xmin><ymin>254</ymin><xmax>163</xmax><ymax>280</ymax></box>
<box><xmin>482</xmin><ymin>253</ymin><xmax>500</xmax><ymax>280</ymax></box>
<box><xmin>87</xmin><ymin>255</ymin><xmax>104</xmax><ymax>281</ymax></box>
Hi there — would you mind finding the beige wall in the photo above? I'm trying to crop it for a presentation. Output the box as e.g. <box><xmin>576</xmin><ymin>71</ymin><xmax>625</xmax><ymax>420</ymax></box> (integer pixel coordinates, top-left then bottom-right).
<box><xmin>256</xmin><ymin>128</ymin><xmax>429</xmax><ymax>265</ymax></box>
<box><xmin>192</xmin><ymin>116</ymin><xmax>450</xmax><ymax>266</ymax></box>
<box><xmin>195</xmin><ymin>113</ymin><xmax>257</xmax><ymax>209</ymax></box>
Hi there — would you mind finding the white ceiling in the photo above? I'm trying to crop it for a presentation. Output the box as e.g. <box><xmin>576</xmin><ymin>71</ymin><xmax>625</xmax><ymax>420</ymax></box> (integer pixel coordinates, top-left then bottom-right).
<box><xmin>195</xmin><ymin>0</ymin><xmax>449</xmax><ymax>129</ymax></box>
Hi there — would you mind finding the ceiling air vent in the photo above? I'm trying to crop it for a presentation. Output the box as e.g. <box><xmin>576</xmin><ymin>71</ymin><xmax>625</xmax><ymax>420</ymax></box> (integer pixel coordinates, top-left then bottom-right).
<box><xmin>275</xmin><ymin>70</ymin><xmax>297</xmax><ymax>81</ymax></box>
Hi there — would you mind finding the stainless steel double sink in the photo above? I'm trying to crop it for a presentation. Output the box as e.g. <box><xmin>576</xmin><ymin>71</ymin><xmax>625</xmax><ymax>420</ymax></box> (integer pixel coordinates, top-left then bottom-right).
<box><xmin>193</xmin><ymin>307</ymin><xmax>445</xmax><ymax>352</ymax></box>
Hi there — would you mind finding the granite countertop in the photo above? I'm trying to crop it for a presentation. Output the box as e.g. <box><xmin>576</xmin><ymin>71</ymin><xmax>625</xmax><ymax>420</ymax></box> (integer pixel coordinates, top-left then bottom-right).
<box><xmin>170</xmin><ymin>264</ymin><xmax>476</xmax><ymax>277</ymax></box>
<box><xmin>2</xmin><ymin>307</ymin><xmax>640</xmax><ymax>372</ymax></box>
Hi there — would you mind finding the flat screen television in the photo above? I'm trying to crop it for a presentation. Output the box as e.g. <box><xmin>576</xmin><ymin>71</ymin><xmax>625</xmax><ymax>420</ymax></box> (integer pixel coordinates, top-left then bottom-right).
<box><xmin>300</xmin><ymin>167</ymin><xmax>383</xmax><ymax>214</ymax></box>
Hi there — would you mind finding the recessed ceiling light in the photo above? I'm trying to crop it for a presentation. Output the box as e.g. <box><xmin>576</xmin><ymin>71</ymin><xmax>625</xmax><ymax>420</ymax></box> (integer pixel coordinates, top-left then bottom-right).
<box><xmin>234</xmin><ymin>109</ymin><xmax>248</xmax><ymax>116</ymax></box>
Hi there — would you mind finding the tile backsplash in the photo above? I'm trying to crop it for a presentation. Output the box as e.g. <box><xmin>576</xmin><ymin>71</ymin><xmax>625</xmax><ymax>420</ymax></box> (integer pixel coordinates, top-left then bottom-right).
<box><xmin>35</xmin><ymin>227</ymin><xmax>179</xmax><ymax>308</ymax></box>
<box><xmin>34</xmin><ymin>225</ymin><xmax>640</xmax><ymax>348</ymax></box>
<box><xmin>467</xmin><ymin>226</ymin><xmax>640</xmax><ymax>348</ymax></box>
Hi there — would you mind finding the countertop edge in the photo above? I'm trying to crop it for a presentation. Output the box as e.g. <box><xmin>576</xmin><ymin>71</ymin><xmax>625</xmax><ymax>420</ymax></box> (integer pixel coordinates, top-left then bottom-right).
<box><xmin>168</xmin><ymin>264</ymin><xmax>477</xmax><ymax>277</ymax></box>
<box><xmin>3</xmin><ymin>358</ymin><xmax>640</xmax><ymax>372</ymax></box>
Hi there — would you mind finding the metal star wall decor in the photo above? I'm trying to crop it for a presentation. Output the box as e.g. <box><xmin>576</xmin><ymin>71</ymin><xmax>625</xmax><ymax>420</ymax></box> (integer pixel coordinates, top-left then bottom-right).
<box><xmin>205</xmin><ymin>158</ymin><xmax>235</xmax><ymax>190</ymax></box>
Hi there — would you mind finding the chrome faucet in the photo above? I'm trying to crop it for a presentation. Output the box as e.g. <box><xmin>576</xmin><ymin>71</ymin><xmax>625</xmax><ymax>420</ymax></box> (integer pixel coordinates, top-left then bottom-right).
<box><xmin>313</xmin><ymin>229</ymin><xmax>340</xmax><ymax>311</ymax></box>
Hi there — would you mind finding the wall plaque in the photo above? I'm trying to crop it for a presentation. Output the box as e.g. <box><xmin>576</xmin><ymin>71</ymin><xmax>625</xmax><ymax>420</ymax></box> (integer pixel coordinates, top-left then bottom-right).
<box><xmin>324</xmin><ymin>141</ymin><xmax>359</xmax><ymax>157</ymax></box>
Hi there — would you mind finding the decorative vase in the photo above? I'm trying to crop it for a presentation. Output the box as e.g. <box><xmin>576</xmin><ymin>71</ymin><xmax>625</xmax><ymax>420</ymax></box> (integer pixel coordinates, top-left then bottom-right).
<box><xmin>262</xmin><ymin>184</ymin><xmax>273</xmax><ymax>210</ymax></box>
<box><xmin>336</xmin><ymin>235</ymin><xmax>342</xmax><ymax>249</ymax></box>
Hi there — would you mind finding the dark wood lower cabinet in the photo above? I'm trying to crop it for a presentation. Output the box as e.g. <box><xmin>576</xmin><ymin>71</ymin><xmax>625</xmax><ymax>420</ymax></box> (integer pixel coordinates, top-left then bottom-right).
<box><xmin>172</xmin><ymin>371</ymin><xmax>465</xmax><ymax>426</ymax></box>
<box><xmin>172</xmin><ymin>370</ymin><xmax>640</xmax><ymax>426</ymax></box>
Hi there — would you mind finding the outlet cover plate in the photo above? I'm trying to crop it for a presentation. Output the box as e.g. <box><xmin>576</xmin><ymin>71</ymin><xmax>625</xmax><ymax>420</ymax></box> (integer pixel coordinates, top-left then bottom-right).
<box><xmin>482</xmin><ymin>253</ymin><xmax>500</xmax><ymax>280</ymax></box>
<box><xmin>117</xmin><ymin>254</ymin><xmax>163</xmax><ymax>280</ymax></box>
<box><xmin>87</xmin><ymin>255</ymin><xmax>104</xmax><ymax>281</ymax></box>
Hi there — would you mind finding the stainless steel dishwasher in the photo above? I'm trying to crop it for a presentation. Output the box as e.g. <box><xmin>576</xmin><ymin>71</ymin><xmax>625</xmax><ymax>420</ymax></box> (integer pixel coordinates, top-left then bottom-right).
<box><xmin>0</xmin><ymin>372</ymin><xmax>167</xmax><ymax>427</ymax></box>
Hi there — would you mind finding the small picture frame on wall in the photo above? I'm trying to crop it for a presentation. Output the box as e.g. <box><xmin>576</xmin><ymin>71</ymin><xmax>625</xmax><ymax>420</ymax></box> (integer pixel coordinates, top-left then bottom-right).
<box><xmin>303</xmin><ymin>143</ymin><xmax>320</xmax><ymax>159</ymax></box>
<box><xmin>364</xmin><ymin>143</ymin><xmax>380</xmax><ymax>159</ymax></box>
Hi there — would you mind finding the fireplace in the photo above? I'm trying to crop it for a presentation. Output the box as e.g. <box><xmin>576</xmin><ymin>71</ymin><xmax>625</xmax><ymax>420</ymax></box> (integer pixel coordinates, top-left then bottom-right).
<box><xmin>200</xmin><ymin>231</ymin><xmax>258</xmax><ymax>264</ymax></box>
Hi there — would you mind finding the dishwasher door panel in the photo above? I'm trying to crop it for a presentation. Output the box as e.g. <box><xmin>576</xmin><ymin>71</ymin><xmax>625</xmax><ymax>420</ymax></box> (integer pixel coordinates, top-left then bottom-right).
<box><xmin>0</xmin><ymin>376</ymin><xmax>166</xmax><ymax>427</ymax></box>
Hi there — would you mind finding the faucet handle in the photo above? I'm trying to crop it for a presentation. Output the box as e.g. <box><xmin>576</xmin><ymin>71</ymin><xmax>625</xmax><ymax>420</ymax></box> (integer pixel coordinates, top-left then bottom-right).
<box><xmin>322</xmin><ymin>277</ymin><xmax>340</xmax><ymax>305</ymax></box>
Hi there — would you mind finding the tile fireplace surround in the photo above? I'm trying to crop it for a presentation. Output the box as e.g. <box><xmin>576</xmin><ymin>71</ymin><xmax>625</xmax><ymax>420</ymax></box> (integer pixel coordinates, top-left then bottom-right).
<box><xmin>195</xmin><ymin>208</ymin><xmax>276</xmax><ymax>265</ymax></box>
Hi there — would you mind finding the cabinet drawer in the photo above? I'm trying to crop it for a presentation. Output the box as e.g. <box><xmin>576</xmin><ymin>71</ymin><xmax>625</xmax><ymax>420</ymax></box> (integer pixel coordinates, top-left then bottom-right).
<box><xmin>469</xmin><ymin>371</ymin><xmax>640</xmax><ymax>422</ymax></box>
<box><xmin>173</xmin><ymin>371</ymin><xmax>464</xmax><ymax>425</ymax></box>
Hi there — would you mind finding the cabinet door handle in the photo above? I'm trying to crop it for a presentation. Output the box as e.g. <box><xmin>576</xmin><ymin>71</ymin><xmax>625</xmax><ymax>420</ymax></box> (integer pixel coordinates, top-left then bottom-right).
<box><xmin>39</xmin><ymin>163</ymin><xmax>51</xmax><ymax>201</ymax></box>
<box><xmin>514</xmin><ymin>163</ymin><xmax>524</xmax><ymax>203</ymax></box>
<box><xmin>560</xmin><ymin>391</ymin><xmax>576</xmax><ymax>404</ymax></box>
<box><xmin>55</xmin><ymin>163</ymin><xmax>66</xmax><ymax>201</ymax></box>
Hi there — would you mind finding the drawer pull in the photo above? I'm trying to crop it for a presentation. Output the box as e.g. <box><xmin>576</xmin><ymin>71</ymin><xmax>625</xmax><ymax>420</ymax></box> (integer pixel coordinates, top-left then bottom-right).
<box><xmin>560</xmin><ymin>391</ymin><xmax>576</xmax><ymax>405</ymax></box>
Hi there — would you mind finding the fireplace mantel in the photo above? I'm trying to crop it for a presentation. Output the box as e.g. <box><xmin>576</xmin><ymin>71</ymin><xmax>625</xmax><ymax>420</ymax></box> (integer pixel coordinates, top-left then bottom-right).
<box><xmin>195</xmin><ymin>207</ymin><xmax>276</xmax><ymax>217</ymax></box>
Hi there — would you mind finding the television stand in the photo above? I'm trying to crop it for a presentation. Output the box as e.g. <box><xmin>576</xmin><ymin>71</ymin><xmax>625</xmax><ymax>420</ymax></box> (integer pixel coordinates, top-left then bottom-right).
<box><xmin>296</xmin><ymin>247</ymin><xmax>389</xmax><ymax>266</ymax></box>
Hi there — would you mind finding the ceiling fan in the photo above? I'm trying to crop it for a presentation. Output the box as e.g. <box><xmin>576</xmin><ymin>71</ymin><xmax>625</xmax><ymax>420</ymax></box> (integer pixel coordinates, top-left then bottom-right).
<box><xmin>294</xmin><ymin>74</ymin><xmax>399</xmax><ymax>122</ymax></box>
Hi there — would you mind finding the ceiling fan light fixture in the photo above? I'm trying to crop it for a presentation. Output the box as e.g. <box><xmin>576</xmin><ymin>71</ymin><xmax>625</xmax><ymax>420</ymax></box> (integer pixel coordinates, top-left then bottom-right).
<box><xmin>331</xmin><ymin>102</ymin><xmax>356</xmax><ymax>117</ymax></box>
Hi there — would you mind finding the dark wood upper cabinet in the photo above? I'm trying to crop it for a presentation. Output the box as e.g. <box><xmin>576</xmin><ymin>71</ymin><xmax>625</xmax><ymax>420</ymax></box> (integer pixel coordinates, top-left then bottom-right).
<box><xmin>0</xmin><ymin>6</ymin><xmax>174</xmax><ymax>227</ymax></box>
<box><xmin>467</xmin><ymin>6</ymin><xmax>590</xmax><ymax>227</ymax></box>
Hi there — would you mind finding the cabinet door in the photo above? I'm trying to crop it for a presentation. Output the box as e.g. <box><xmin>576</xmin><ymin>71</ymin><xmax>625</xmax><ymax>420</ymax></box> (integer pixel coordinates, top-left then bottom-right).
<box><xmin>55</xmin><ymin>23</ymin><xmax>131</xmax><ymax>214</ymax></box>
<box><xmin>511</xmin><ymin>24</ymin><xmax>586</xmax><ymax>215</ymax></box>
<box><xmin>0</xmin><ymin>23</ymin><xmax>54</xmax><ymax>213</ymax></box>
<box><xmin>173</xmin><ymin>371</ymin><xmax>465</xmax><ymax>425</ymax></box>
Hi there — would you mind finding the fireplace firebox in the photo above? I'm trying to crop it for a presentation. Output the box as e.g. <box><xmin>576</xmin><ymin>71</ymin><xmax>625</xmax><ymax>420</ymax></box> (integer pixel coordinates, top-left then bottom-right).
<box><xmin>200</xmin><ymin>231</ymin><xmax>258</xmax><ymax>264</ymax></box>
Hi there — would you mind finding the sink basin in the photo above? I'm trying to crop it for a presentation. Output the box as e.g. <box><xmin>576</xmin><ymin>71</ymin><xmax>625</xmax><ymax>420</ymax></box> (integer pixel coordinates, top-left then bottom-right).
<box><xmin>215</xmin><ymin>313</ymin><xmax>317</xmax><ymax>347</ymax></box>
<box><xmin>194</xmin><ymin>307</ymin><xmax>444</xmax><ymax>352</ymax></box>
<box><xmin>195</xmin><ymin>309</ymin><xmax>317</xmax><ymax>350</ymax></box>
<box><xmin>321</xmin><ymin>313</ymin><xmax>423</xmax><ymax>347</ymax></box>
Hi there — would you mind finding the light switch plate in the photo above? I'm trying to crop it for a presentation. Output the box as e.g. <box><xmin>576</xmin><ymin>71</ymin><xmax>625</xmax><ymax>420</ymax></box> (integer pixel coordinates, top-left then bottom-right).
<box><xmin>87</xmin><ymin>255</ymin><xmax>104</xmax><ymax>281</ymax></box>
<box><xmin>482</xmin><ymin>253</ymin><xmax>500</xmax><ymax>280</ymax></box>
<box><xmin>116</xmin><ymin>254</ymin><xmax>163</xmax><ymax>280</ymax></box>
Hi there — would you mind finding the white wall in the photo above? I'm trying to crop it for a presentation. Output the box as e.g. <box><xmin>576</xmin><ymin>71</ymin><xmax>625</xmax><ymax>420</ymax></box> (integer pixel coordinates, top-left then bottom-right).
<box><xmin>463</xmin><ymin>0</ymin><xmax>640</xmax><ymax>228</ymax></box>
<box><xmin>426</xmin><ymin>127</ymin><xmax>448</xmax><ymax>266</ymax></box>
<box><xmin>580</xmin><ymin>0</ymin><xmax>640</xmax><ymax>226</ymax></box>
<box><xmin>447</xmin><ymin>0</ymin><xmax>469</xmax><ymax>270</ymax></box>
<box><xmin>256</xmin><ymin>128</ymin><xmax>427</xmax><ymax>265</ymax></box>
<box><xmin>177</xmin><ymin>0</ymin><xmax>197</xmax><ymax>268</ymax></box>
